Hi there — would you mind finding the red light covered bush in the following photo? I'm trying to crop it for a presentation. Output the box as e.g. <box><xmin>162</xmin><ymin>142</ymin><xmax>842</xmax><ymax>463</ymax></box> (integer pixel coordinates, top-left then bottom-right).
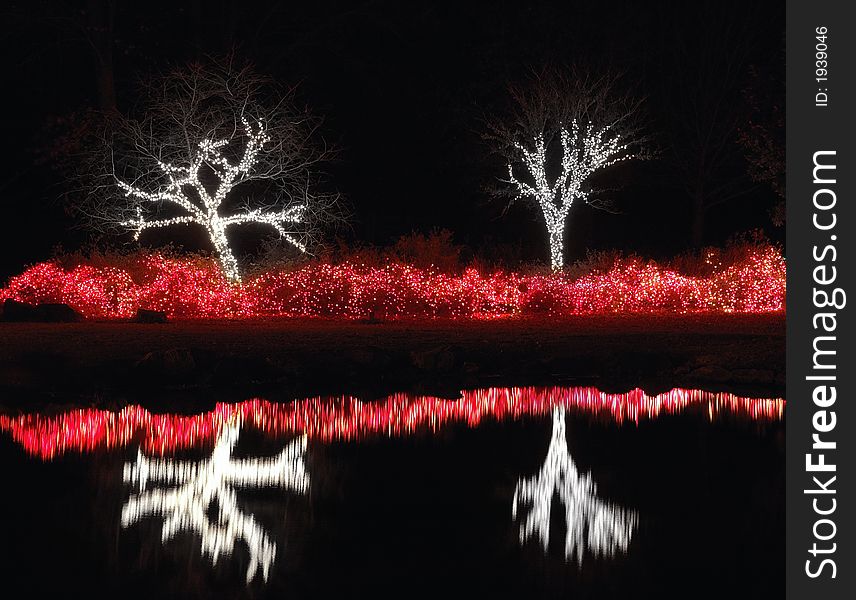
<box><xmin>0</xmin><ymin>244</ymin><xmax>785</xmax><ymax>320</ymax></box>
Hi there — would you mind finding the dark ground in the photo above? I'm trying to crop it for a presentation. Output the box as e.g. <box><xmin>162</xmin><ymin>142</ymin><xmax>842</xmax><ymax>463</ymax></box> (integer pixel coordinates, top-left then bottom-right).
<box><xmin>0</xmin><ymin>314</ymin><xmax>784</xmax><ymax>410</ymax></box>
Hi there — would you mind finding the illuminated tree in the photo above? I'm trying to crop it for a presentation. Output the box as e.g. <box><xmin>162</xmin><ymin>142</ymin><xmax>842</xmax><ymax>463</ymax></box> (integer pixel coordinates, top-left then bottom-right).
<box><xmin>78</xmin><ymin>59</ymin><xmax>343</xmax><ymax>282</ymax></box>
<box><xmin>512</xmin><ymin>408</ymin><xmax>637</xmax><ymax>563</ymax></box>
<box><xmin>487</xmin><ymin>70</ymin><xmax>649</xmax><ymax>269</ymax></box>
<box><xmin>122</xmin><ymin>420</ymin><xmax>310</xmax><ymax>583</ymax></box>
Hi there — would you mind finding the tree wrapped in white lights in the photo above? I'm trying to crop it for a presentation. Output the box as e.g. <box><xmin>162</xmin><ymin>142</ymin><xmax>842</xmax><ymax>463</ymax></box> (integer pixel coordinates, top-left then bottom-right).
<box><xmin>78</xmin><ymin>59</ymin><xmax>343</xmax><ymax>282</ymax></box>
<box><xmin>512</xmin><ymin>408</ymin><xmax>637</xmax><ymax>563</ymax></box>
<box><xmin>121</xmin><ymin>420</ymin><xmax>310</xmax><ymax>583</ymax></box>
<box><xmin>487</xmin><ymin>70</ymin><xmax>649</xmax><ymax>269</ymax></box>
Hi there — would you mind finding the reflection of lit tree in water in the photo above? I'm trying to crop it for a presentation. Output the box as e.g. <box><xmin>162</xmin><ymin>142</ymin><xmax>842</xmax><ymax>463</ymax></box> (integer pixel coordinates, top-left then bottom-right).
<box><xmin>121</xmin><ymin>420</ymin><xmax>309</xmax><ymax>583</ymax></box>
<box><xmin>513</xmin><ymin>408</ymin><xmax>637</xmax><ymax>563</ymax></box>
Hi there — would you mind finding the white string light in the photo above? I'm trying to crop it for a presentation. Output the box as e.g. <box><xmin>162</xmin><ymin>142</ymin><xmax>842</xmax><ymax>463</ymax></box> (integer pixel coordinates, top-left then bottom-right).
<box><xmin>508</xmin><ymin>120</ymin><xmax>638</xmax><ymax>270</ymax></box>
<box><xmin>117</xmin><ymin>116</ymin><xmax>308</xmax><ymax>283</ymax></box>
<box><xmin>512</xmin><ymin>408</ymin><xmax>638</xmax><ymax>563</ymax></box>
<box><xmin>121</xmin><ymin>420</ymin><xmax>310</xmax><ymax>583</ymax></box>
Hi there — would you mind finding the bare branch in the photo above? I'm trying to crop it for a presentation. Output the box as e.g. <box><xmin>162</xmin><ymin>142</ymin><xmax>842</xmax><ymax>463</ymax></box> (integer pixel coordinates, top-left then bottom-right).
<box><xmin>66</xmin><ymin>57</ymin><xmax>346</xmax><ymax>282</ymax></box>
<box><xmin>485</xmin><ymin>67</ymin><xmax>650</xmax><ymax>269</ymax></box>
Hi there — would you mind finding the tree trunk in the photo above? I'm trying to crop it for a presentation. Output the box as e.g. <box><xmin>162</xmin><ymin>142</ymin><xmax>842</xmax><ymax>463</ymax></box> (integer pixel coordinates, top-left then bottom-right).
<box><xmin>690</xmin><ymin>195</ymin><xmax>705</xmax><ymax>248</ymax></box>
<box><xmin>86</xmin><ymin>0</ymin><xmax>117</xmax><ymax>113</ymax></box>
<box><xmin>209</xmin><ymin>221</ymin><xmax>241</xmax><ymax>283</ymax></box>
<box><xmin>548</xmin><ymin>226</ymin><xmax>565</xmax><ymax>270</ymax></box>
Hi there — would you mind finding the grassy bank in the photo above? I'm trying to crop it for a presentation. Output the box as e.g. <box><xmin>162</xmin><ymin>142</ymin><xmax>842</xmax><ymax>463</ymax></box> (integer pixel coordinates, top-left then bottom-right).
<box><xmin>0</xmin><ymin>313</ymin><xmax>784</xmax><ymax>405</ymax></box>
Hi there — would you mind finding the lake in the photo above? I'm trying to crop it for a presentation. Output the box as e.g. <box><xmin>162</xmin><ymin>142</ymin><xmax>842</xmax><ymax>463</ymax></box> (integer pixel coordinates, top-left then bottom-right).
<box><xmin>0</xmin><ymin>385</ymin><xmax>784</xmax><ymax>599</ymax></box>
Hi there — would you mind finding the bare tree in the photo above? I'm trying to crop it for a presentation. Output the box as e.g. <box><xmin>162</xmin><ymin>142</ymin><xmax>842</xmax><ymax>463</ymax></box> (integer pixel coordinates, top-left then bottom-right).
<box><xmin>738</xmin><ymin>62</ymin><xmax>785</xmax><ymax>226</ymax></box>
<box><xmin>486</xmin><ymin>69</ymin><xmax>649</xmax><ymax>269</ymax></box>
<box><xmin>76</xmin><ymin>58</ymin><xmax>344</xmax><ymax>282</ymax></box>
<box><xmin>656</xmin><ymin>2</ymin><xmax>763</xmax><ymax>246</ymax></box>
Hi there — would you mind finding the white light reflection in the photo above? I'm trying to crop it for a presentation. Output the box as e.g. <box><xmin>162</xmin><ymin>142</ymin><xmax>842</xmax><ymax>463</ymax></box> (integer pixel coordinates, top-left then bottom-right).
<box><xmin>121</xmin><ymin>420</ymin><xmax>309</xmax><ymax>583</ymax></box>
<box><xmin>512</xmin><ymin>408</ymin><xmax>637</xmax><ymax>563</ymax></box>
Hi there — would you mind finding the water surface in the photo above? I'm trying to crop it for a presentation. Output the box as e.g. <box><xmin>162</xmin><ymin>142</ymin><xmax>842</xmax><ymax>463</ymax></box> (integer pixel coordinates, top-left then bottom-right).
<box><xmin>0</xmin><ymin>386</ymin><xmax>784</xmax><ymax>599</ymax></box>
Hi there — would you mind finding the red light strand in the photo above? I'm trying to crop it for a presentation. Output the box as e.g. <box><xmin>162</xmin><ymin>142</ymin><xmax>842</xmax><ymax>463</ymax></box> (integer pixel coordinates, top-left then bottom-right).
<box><xmin>0</xmin><ymin>248</ymin><xmax>785</xmax><ymax>319</ymax></box>
<box><xmin>0</xmin><ymin>386</ymin><xmax>784</xmax><ymax>460</ymax></box>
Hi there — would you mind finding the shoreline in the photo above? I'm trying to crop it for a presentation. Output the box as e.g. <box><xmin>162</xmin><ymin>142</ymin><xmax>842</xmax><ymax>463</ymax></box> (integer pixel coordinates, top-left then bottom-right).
<box><xmin>0</xmin><ymin>313</ymin><xmax>784</xmax><ymax>409</ymax></box>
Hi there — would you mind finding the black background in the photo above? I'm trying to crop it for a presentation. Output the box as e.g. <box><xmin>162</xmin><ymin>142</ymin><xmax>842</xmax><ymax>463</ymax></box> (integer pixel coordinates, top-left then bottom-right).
<box><xmin>0</xmin><ymin>0</ymin><xmax>783</xmax><ymax>279</ymax></box>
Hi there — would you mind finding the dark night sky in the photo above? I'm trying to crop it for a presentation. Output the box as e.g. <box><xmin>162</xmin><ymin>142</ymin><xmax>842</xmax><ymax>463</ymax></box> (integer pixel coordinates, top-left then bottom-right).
<box><xmin>0</xmin><ymin>0</ymin><xmax>784</xmax><ymax>279</ymax></box>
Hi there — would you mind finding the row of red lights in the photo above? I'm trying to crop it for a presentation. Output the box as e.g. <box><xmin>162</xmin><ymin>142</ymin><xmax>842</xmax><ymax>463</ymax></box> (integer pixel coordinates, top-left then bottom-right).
<box><xmin>0</xmin><ymin>247</ymin><xmax>785</xmax><ymax>319</ymax></box>
<box><xmin>0</xmin><ymin>386</ymin><xmax>784</xmax><ymax>460</ymax></box>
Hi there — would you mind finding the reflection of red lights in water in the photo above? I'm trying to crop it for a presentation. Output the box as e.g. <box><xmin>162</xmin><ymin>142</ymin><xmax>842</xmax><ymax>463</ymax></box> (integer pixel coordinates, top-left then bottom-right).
<box><xmin>0</xmin><ymin>387</ymin><xmax>783</xmax><ymax>460</ymax></box>
<box><xmin>0</xmin><ymin>248</ymin><xmax>785</xmax><ymax>319</ymax></box>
